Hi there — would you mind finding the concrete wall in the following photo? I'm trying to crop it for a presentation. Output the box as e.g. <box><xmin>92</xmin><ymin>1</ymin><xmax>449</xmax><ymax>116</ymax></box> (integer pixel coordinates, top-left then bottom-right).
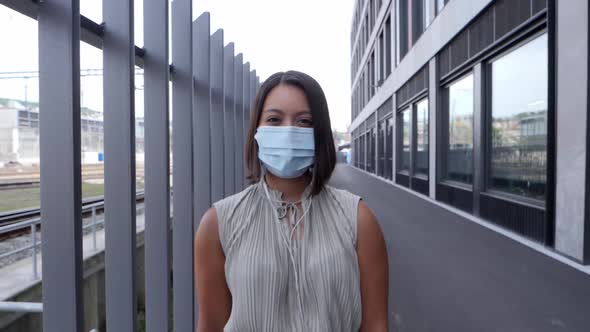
<box><xmin>555</xmin><ymin>0</ymin><xmax>590</xmax><ymax>263</ymax></box>
<box><xmin>0</xmin><ymin>232</ymin><xmax>146</xmax><ymax>332</ymax></box>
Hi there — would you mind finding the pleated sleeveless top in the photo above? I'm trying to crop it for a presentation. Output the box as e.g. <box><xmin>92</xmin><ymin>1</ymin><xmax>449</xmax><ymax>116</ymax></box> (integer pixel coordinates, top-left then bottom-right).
<box><xmin>213</xmin><ymin>180</ymin><xmax>362</xmax><ymax>332</ymax></box>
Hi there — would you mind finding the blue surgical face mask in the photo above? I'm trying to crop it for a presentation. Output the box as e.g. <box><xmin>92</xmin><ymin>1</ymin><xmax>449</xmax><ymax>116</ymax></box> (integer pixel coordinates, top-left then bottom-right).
<box><xmin>254</xmin><ymin>126</ymin><xmax>315</xmax><ymax>179</ymax></box>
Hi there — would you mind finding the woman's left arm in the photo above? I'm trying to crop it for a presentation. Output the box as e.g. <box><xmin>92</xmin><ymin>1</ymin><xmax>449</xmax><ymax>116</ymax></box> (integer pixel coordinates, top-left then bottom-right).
<box><xmin>357</xmin><ymin>201</ymin><xmax>389</xmax><ymax>332</ymax></box>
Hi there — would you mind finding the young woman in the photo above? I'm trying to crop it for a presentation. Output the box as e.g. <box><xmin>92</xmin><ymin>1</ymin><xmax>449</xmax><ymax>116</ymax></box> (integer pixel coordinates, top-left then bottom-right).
<box><xmin>195</xmin><ymin>71</ymin><xmax>389</xmax><ymax>331</ymax></box>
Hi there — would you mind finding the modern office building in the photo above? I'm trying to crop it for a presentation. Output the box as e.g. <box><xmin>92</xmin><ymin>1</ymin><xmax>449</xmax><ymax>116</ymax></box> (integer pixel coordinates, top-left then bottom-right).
<box><xmin>349</xmin><ymin>0</ymin><xmax>590</xmax><ymax>264</ymax></box>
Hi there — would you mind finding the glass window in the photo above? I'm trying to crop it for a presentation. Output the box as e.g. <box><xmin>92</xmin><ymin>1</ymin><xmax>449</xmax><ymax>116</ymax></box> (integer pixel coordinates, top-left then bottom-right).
<box><xmin>444</xmin><ymin>74</ymin><xmax>474</xmax><ymax>184</ymax></box>
<box><xmin>385</xmin><ymin>16</ymin><xmax>392</xmax><ymax>76</ymax></box>
<box><xmin>398</xmin><ymin>108</ymin><xmax>411</xmax><ymax>173</ymax></box>
<box><xmin>396</xmin><ymin>0</ymin><xmax>409</xmax><ymax>63</ymax></box>
<box><xmin>436</xmin><ymin>0</ymin><xmax>449</xmax><ymax>14</ymax></box>
<box><xmin>489</xmin><ymin>34</ymin><xmax>548</xmax><ymax>200</ymax></box>
<box><xmin>378</xmin><ymin>120</ymin><xmax>386</xmax><ymax>177</ymax></box>
<box><xmin>369</xmin><ymin>128</ymin><xmax>377</xmax><ymax>173</ymax></box>
<box><xmin>415</xmin><ymin>98</ymin><xmax>429</xmax><ymax>176</ymax></box>
<box><xmin>423</xmin><ymin>0</ymin><xmax>432</xmax><ymax>30</ymax></box>
<box><xmin>379</xmin><ymin>30</ymin><xmax>385</xmax><ymax>85</ymax></box>
<box><xmin>386</xmin><ymin>116</ymin><xmax>394</xmax><ymax>180</ymax></box>
<box><xmin>412</xmin><ymin>0</ymin><xmax>426</xmax><ymax>43</ymax></box>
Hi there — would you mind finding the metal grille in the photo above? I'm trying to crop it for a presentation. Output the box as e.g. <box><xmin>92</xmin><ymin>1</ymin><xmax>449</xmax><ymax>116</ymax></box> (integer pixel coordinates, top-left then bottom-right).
<box><xmin>494</xmin><ymin>0</ymin><xmax>531</xmax><ymax>40</ymax></box>
<box><xmin>396</xmin><ymin>65</ymin><xmax>429</xmax><ymax>107</ymax></box>
<box><xmin>438</xmin><ymin>0</ymin><xmax>547</xmax><ymax>79</ymax></box>
<box><xmin>439</xmin><ymin>45</ymin><xmax>452</xmax><ymax>78</ymax></box>
<box><xmin>3</xmin><ymin>0</ymin><xmax>262</xmax><ymax>330</ymax></box>
<box><xmin>450</xmin><ymin>29</ymin><xmax>469</xmax><ymax>69</ymax></box>
<box><xmin>469</xmin><ymin>8</ymin><xmax>494</xmax><ymax>57</ymax></box>
<box><xmin>436</xmin><ymin>184</ymin><xmax>473</xmax><ymax>213</ymax></box>
<box><xmin>480</xmin><ymin>193</ymin><xmax>547</xmax><ymax>244</ymax></box>
<box><xmin>378</xmin><ymin>97</ymin><xmax>393</xmax><ymax>120</ymax></box>
<box><xmin>367</xmin><ymin>113</ymin><xmax>377</xmax><ymax>128</ymax></box>
<box><xmin>396</xmin><ymin>173</ymin><xmax>410</xmax><ymax>188</ymax></box>
<box><xmin>532</xmin><ymin>0</ymin><xmax>547</xmax><ymax>15</ymax></box>
<box><xmin>411</xmin><ymin>177</ymin><xmax>429</xmax><ymax>196</ymax></box>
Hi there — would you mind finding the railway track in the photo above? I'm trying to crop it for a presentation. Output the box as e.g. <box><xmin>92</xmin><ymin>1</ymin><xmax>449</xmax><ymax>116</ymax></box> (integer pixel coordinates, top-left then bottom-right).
<box><xmin>0</xmin><ymin>193</ymin><xmax>145</xmax><ymax>241</ymax></box>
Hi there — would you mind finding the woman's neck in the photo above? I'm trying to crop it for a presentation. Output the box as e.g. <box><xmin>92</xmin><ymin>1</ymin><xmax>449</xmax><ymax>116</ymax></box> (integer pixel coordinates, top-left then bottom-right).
<box><xmin>264</xmin><ymin>172</ymin><xmax>311</xmax><ymax>202</ymax></box>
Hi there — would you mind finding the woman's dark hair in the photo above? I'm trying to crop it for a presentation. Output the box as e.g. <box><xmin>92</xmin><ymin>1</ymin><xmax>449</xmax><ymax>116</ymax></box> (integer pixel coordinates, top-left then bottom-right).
<box><xmin>245</xmin><ymin>70</ymin><xmax>336</xmax><ymax>195</ymax></box>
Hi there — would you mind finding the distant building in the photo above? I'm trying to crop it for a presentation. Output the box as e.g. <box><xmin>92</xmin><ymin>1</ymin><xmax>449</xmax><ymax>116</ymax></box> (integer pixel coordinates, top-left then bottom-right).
<box><xmin>0</xmin><ymin>98</ymin><xmax>145</xmax><ymax>165</ymax></box>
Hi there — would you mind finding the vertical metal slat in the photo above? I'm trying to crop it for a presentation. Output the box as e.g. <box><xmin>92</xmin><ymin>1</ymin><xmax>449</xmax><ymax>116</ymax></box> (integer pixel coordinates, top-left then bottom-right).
<box><xmin>242</xmin><ymin>62</ymin><xmax>251</xmax><ymax>189</ymax></box>
<box><xmin>193</xmin><ymin>11</ymin><xmax>211</xmax><ymax>235</ymax></box>
<box><xmin>210</xmin><ymin>29</ymin><xmax>225</xmax><ymax>203</ymax></box>
<box><xmin>250</xmin><ymin>70</ymin><xmax>257</xmax><ymax>120</ymax></box>
<box><xmin>171</xmin><ymin>0</ymin><xmax>195</xmax><ymax>330</ymax></box>
<box><xmin>38</xmin><ymin>0</ymin><xmax>84</xmax><ymax>330</ymax></box>
<box><xmin>103</xmin><ymin>0</ymin><xmax>137</xmax><ymax>330</ymax></box>
<box><xmin>223</xmin><ymin>43</ymin><xmax>236</xmax><ymax>196</ymax></box>
<box><xmin>144</xmin><ymin>0</ymin><xmax>171</xmax><ymax>330</ymax></box>
<box><xmin>234</xmin><ymin>54</ymin><xmax>244</xmax><ymax>192</ymax></box>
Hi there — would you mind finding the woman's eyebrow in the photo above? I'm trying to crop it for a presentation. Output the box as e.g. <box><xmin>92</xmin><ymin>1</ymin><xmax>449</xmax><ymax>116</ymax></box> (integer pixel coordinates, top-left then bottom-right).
<box><xmin>295</xmin><ymin>110</ymin><xmax>312</xmax><ymax>116</ymax></box>
<box><xmin>262</xmin><ymin>108</ymin><xmax>284</xmax><ymax>114</ymax></box>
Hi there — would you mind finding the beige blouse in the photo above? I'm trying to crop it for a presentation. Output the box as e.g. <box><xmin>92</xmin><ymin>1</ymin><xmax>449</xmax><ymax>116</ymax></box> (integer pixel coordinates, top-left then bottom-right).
<box><xmin>213</xmin><ymin>180</ymin><xmax>362</xmax><ymax>331</ymax></box>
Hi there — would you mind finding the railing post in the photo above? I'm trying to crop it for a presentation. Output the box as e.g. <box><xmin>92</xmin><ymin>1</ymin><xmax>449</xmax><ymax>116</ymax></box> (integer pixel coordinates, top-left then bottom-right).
<box><xmin>31</xmin><ymin>224</ymin><xmax>37</xmax><ymax>280</ymax></box>
<box><xmin>92</xmin><ymin>206</ymin><xmax>97</xmax><ymax>250</ymax></box>
<box><xmin>38</xmin><ymin>0</ymin><xmax>84</xmax><ymax>330</ymax></box>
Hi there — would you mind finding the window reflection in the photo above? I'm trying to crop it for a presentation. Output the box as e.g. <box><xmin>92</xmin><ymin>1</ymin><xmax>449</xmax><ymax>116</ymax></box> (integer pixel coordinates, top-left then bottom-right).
<box><xmin>444</xmin><ymin>74</ymin><xmax>474</xmax><ymax>184</ymax></box>
<box><xmin>490</xmin><ymin>34</ymin><xmax>548</xmax><ymax>200</ymax></box>
<box><xmin>400</xmin><ymin>108</ymin><xmax>411</xmax><ymax>172</ymax></box>
<box><xmin>436</xmin><ymin>0</ymin><xmax>449</xmax><ymax>14</ymax></box>
<box><xmin>415</xmin><ymin>98</ymin><xmax>429</xmax><ymax>176</ymax></box>
<box><xmin>386</xmin><ymin>116</ymin><xmax>393</xmax><ymax>180</ymax></box>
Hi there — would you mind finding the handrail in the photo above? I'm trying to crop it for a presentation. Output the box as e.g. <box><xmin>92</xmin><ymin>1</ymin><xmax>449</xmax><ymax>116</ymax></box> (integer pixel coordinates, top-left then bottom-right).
<box><xmin>0</xmin><ymin>301</ymin><xmax>43</xmax><ymax>313</ymax></box>
<box><xmin>0</xmin><ymin>191</ymin><xmax>145</xmax><ymax>234</ymax></box>
<box><xmin>0</xmin><ymin>191</ymin><xmax>146</xmax><ymax>280</ymax></box>
<box><xmin>0</xmin><ymin>192</ymin><xmax>142</xmax><ymax>223</ymax></box>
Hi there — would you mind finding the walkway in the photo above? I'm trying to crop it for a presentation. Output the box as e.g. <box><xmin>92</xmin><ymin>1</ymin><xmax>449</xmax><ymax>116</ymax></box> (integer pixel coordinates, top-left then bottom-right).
<box><xmin>330</xmin><ymin>164</ymin><xmax>590</xmax><ymax>332</ymax></box>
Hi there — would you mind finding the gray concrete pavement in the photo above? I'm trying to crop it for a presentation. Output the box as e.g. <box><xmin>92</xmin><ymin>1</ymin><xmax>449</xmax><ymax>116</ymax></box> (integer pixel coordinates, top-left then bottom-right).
<box><xmin>329</xmin><ymin>164</ymin><xmax>590</xmax><ymax>332</ymax></box>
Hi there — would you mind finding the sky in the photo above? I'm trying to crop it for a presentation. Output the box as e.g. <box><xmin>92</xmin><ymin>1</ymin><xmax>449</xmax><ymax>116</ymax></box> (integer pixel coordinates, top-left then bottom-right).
<box><xmin>0</xmin><ymin>0</ymin><xmax>355</xmax><ymax>132</ymax></box>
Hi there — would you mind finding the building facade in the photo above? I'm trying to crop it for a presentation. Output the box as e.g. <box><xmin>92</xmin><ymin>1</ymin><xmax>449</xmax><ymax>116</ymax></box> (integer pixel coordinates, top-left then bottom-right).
<box><xmin>0</xmin><ymin>98</ymin><xmax>145</xmax><ymax>165</ymax></box>
<box><xmin>349</xmin><ymin>0</ymin><xmax>590</xmax><ymax>264</ymax></box>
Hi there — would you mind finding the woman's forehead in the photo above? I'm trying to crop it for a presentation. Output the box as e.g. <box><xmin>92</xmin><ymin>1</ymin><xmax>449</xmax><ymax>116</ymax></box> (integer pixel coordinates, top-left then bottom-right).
<box><xmin>263</xmin><ymin>84</ymin><xmax>310</xmax><ymax>110</ymax></box>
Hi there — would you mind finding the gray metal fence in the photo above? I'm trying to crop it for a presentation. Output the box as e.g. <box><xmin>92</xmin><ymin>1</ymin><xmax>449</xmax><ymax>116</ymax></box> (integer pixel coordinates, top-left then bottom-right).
<box><xmin>0</xmin><ymin>0</ymin><xmax>260</xmax><ymax>331</ymax></box>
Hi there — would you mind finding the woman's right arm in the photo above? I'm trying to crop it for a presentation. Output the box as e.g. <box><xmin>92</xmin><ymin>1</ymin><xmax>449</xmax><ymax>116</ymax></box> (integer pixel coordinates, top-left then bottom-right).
<box><xmin>194</xmin><ymin>207</ymin><xmax>232</xmax><ymax>331</ymax></box>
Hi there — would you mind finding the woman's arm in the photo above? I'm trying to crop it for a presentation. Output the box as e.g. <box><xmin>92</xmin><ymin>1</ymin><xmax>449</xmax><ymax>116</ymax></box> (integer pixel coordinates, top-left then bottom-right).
<box><xmin>194</xmin><ymin>207</ymin><xmax>232</xmax><ymax>331</ymax></box>
<box><xmin>357</xmin><ymin>201</ymin><xmax>389</xmax><ymax>332</ymax></box>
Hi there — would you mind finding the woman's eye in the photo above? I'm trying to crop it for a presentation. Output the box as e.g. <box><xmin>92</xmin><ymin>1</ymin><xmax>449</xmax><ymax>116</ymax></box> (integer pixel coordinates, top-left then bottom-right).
<box><xmin>266</xmin><ymin>117</ymin><xmax>281</xmax><ymax>124</ymax></box>
<box><xmin>298</xmin><ymin>118</ymin><xmax>313</xmax><ymax>126</ymax></box>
